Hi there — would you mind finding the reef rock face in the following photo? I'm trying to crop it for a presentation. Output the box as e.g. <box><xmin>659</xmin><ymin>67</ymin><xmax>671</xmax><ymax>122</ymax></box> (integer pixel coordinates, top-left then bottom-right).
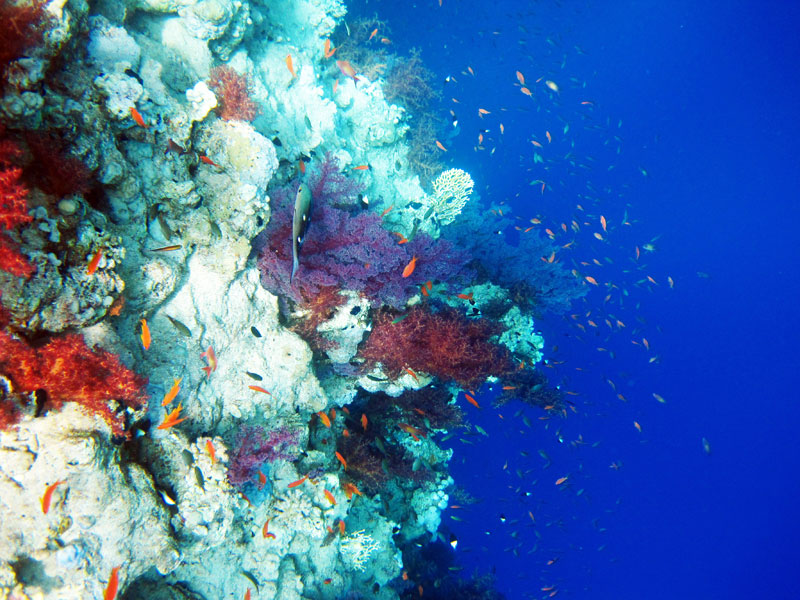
<box><xmin>0</xmin><ymin>404</ymin><xmax>178</xmax><ymax>597</ymax></box>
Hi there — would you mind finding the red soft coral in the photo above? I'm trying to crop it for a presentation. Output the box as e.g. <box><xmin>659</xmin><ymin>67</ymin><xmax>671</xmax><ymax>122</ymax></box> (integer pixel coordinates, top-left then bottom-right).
<box><xmin>0</xmin><ymin>130</ymin><xmax>33</xmax><ymax>277</ymax></box>
<box><xmin>207</xmin><ymin>65</ymin><xmax>259</xmax><ymax>122</ymax></box>
<box><xmin>0</xmin><ymin>0</ymin><xmax>50</xmax><ymax>80</ymax></box>
<box><xmin>358</xmin><ymin>305</ymin><xmax>514</xmax><ymax>389</ymax></box>
<box><xmin>0</xmin><ymin>331</ymin><xmax>149</xmax><ymax>436</ymax></box>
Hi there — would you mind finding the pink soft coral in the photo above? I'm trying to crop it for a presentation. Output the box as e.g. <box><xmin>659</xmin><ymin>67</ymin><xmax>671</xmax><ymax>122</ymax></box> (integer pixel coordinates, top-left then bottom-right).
<box><xmin>207</xmin><ymin>65</ymin><xmax>259</xmax><ymax>122</ymax></box>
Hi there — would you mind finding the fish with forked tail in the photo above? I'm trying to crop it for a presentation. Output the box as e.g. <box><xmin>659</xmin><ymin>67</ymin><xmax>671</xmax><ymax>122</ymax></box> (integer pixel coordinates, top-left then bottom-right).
<box><xmin>291</xmin><ymin>183</ymin><xmax>313</xmax><ymax>280</ymax></box>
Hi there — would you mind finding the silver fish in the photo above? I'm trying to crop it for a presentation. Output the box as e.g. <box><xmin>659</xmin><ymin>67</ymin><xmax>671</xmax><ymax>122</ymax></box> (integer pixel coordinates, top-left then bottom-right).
<box><xmin>291</xmin><ymin>183</ymin><xmax>312</xmax><ymax>281</ymax></box>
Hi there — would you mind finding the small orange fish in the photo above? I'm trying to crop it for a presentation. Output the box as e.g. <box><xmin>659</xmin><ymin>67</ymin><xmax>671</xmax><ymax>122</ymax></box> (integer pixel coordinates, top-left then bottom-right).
<box><xmin>161</xmin><ymin>377</ymin><xmax>182</xmax><ymax>407</ymax></box>
<box><xmin>435</xmin><ymin>140</ymin><xmax>447</xmax><ymax>151</ymax></box>
<box><xmin>342</xmin><ymin>428</ymin><xmax>350</xmax><ymax>437</ymax></box>
<box><xmin>516</xmin><ymin>70</ymin><xmax>525</xmax><ymax>85</ymax></box>
<box><xmin>317</xmin><ymin>411</ymin><xmax>331</xmax><ymax>428</ymax></box>
<box><xmin>332</xmin><ymin>79</ymin><xmax>338</xmax><ymax>94</ymax></box>
<box><xmin>298</xmin><ymin>159</ymin><xmax>306</xmax><ymax>174</ymax></box>
<box><xmin>398</xmin><ymin>422</ymin><xmax>424</xmax><ymax>442</ymax></box>
<box><xmin>323</xmin><ymin>489</ymin><xmax>336</xmax><ymax>505</ymax></box>
<box><xmin>338</xmin><ymin>519</ymin><xmax>346</xmax><ymax>535</ymax></box>
<box><xmin>140</xmin><ymin>319</ymin><xmax>151</xmax><ymax>350</ymax></box>
<box><xmin>248</xmin><ymin>385</ymin><xmax>271</xmax><ymax>394</ymax></box>
<box><xmin>323</xmin><ymin>39</ymin><xmax>337</xmax><ymax>58</ymax></box>
<box><xmin>41</xmin><ymin>480</ymin><xmax>66</xmax><ymax>514</ymax></box>
<box><xmin>86</xmin><ymin>248</ymin><xmax>103</xmax><ymax>275</ymax></box>
<box><xmin>404</xmin><ymin>367</ymin><xmax>419</xmax><ymax>381</ymax></box>
<box><xmin>456</xmin><ymin>292</ymin><xmax>473</xmax><ymax>300</ymax></box>
<box><xmin>585</xmin><ymin>276</ymin><xmax>599</xmax><ymax>286</ymax></box>
<box><xmin>198</xmin><ymin>154</ymin><xmax>220</xmax><ymax>168</ymax></box>
<box><xmin>157</xmin><ymin>403</ymin><xmax>186</xmax><ymax>429</ymax></box>
<box><xmin>200</xmin><ymin>346</ymin><xmax>217</xmax><ymax>377</ymax></box>
<box><xmin>130</xmin><ymin>107</ymin><xmax>148</xmax><ymax>129</ymax></box>
<box><xmin>361</xmin><ymin>413</ymin><xmax>368</xmax><ymax>430</ymax></box>
<box><xmin>285</xmin><ymin>54</ymin><xmax>295</xmax><ymax>78</ymax></box>
<box><xmin>205</xmin><ymin>439</ymin><xmax>217</xmax><ymax>464</ymax></box>
<box><xmin>555</xmin><ymin>476</ymin><xmax>568</xmax><ymax>485</ymax></box>
<box><xmin>545</xmin><ymin>130</ymin><xmax>552</xmax><ymax>143</ymax></box>
<box><xmin>380</xmin><ymin>204</ymin><xmax>395</xmax><ymax>218</ymax></box>
<box><xmin>634</xmin><ymin>421</ymin><xmax>642</xmax><ymax>433</ymax></box>
<box><xmin>600</xmin><ymin>215</ymin><xmax>607</xmax><ymax>232</ymax></box>
<box><xmin>149</xmin><ymin>245</ymin><xmax>182</xmax><ymax>252</ymax></box>
<box><xmin>104</xmin><ymin>566</ymin><xmax>120</xmax><ymax>600</ymax></box>
<box><xmin>335</xmin><ymin>451</ymin><xmax>347</xmax><ymax>470</ymax></box>
<box><xmin>245</xmin><ymin>589</ymin><xmax>252</xmax><ymax>600</ymax></box>
<box><xmin>380</xmin><ymin>37</ymin><xmax>391</xmax><ymax>44</ymax></box>
<box><xmin>368</xmin><ymin>27</ymin><xmax>378</xmax><ymax>40</ymax></box>
<box><xmin>402</xmin><ymin>256</ymin><xmax>417</xmax><ymax>278</ymax></box>
<box><xmin>464</xmin><ymin>393</ymin><xmax>480</xmax><ymax>409</ymax></box>
<box><xmin>420</xmin><ymin>284</ymin><xmax>429</xmax><ymax>297</ymax></box>
<box><xmin>258</xmin><ymin>470</ymin><xmax>267</xmax><ymax>487</ymax></box>
<box><xmin>478</xmin><ymin>108</ymin><xmax>490</xmax><ymax>116</ymax></box>
<box><xmin>262</xmin><ymin>518</ymin><xmax>276</xmax><ymax>539</ymax></box>
<box><xmin>329</xmin><ymin>407</ymin><xmax>337</xmax><ymax>421</ymax></box>
<box><xmin>352</xmin><ymin>164</ymin><xmax>370</xmax><ymax>171</ymax></box>
<box><xmin>336</xmin><ymin>60</ymin><xmax>358</xmax><ymax>81</ymax></box>
<box><xmin>288</xmin><ymin>475</ymin><xmax>308</xmax><ymax>488</ymax></box>
<box><xmin>108</xmin><ymin>295</ymin><xmax>125</xmax><ymax>317</ymax></box>
<box><xmin>342</xmin><ymin>482</ymin><xmax>362</xmax><ymax>499</ymax></box>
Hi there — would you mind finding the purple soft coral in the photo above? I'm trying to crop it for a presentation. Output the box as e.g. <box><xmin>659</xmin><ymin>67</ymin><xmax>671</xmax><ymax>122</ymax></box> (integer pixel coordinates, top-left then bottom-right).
<box><xmin>258</xmin><ymin>155</ymin><xmax>472</xmax><ymax>308</ymax></box>
<box><xmin>227</xmin><ymin>426</ymin><xmax>300</xmax><ymax>488</ymax></box>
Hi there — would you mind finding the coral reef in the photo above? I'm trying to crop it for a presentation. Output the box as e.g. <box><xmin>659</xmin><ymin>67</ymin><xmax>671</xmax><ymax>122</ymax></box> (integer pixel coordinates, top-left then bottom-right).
<box><xmin>358</xmin><ymin>305</ymin><xmax>514</xmax><ymax>389</ymax></box>
<box><xmin>0</xmin><ymin>329</ymin><xmax>148</xmax><ymax>437</ymax></box>
<box><xmin>207</xmin><ymin>65</ymin><xmax>259</xmax><ymax>122</ymax></box>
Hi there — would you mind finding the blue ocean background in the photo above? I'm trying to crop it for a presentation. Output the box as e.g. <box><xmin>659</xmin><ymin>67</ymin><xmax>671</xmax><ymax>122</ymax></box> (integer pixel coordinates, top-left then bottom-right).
<box><xmin>352</xmin><ymin>0</ymin><xmax>800</xmax><ymax>597</ymax></box>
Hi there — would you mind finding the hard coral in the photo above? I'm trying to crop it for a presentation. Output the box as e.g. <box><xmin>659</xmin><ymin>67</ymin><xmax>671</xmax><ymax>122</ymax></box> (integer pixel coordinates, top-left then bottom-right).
<box><xmin>358</xmin><ymin>305</ymin><xmax>514</xmax><ymax>389</ymax></box>
<box><xmin>0</xmin><ymin>331</ymin><xmax>148</xmax><ymax>436</ymax></box>
<box><xmin>207</xmin><ymin>65</ymin><xmax>259</xmax><ymax>122</ymax></box>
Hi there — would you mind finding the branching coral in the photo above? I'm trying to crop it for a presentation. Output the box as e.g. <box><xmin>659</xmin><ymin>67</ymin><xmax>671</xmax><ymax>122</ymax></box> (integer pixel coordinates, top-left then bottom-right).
<box><xmin>358</xmin><ymin>305</ymin><xmax>514</xmax><ymax>389</ymax></box>
<box><xmin>258</xmin><ymin>155</ymin><xmax>471</xmax><ymax>308</ymax></box>
<box><xmin>207</xmin><ymin>65</ymin><xmax>259</xmax><ymax>122</ymax></box>
<box><xmin>383</xmin><ymin>49</ymin><xmax>440</xmax><ymax>115</ymax></box>
<box><xmin>0</xmin><ymin>331</ymin><xmax>148</xmax><ymax>436</ymax></box>
<box><xmin>429</xmin><ymin>168</ymin><xmax>474</xmax><ymax>225</ymax></box>
<box><xmin>494</xmin><ymin>368</ymin><xmax>565</xmax><ymax>412</ymax></box>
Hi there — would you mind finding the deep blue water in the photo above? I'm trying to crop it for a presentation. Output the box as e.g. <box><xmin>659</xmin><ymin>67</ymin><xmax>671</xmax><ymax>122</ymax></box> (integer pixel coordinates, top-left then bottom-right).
<box><xmin>354</xmin><ymin>1</ymin><xmax>800</xmax><ymax>597</ymax></box>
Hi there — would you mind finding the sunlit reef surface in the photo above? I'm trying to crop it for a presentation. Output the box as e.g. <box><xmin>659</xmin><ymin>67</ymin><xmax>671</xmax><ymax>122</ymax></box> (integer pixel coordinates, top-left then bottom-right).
<box><xmin>0</xmin><ymin>0</ymin><xmax>672</xmax><ymax>598</ymax></box>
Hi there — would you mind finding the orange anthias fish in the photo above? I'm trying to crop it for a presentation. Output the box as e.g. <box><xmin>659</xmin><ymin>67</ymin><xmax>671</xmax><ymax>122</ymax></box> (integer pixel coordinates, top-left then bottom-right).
<box><xmin>338</xmin><ymin>519</ymin><xmax>346</xmax><ymax>535</ymax></box>
<box><xmin>352</xmin><ymin>164</ymin><xmax>370</xmax><ymax>171</ymax></box>
<box><xmin>323</xmin><ymin>39</ymin><xmax>337</xmax><ymax>58</ymax></box>
<box><xmin>342</xmin><ymin>482</ymin><xmax>362</xmax><ymax>500</ymax></box>
<box><xmin>205</xmin><ymin>439</ymin><xmax>217</xmax><ymax>464</ymax></box>
<box><xmin>402</xmin><ymin>256</ymin><xmax>417</xmax><ymax>278</ymax></box>
<box><xmin>336</xmin><ymin>60</ymin><xmax>358</xmax><ymax>82</ymax></box>
<box><xmin>585</xmin><ymin>276</ymin><xmax>599</xmax><ymax>286</ymax></box>
<box><xmin>600</xmin><ymin>215</ymin><xmax>608</xmax><ymax>232</ymax></box>
<box><xmin>368</xmin><ymin>27</ymin><xmax>378</xmax><ymax>40</ymax></box>
<box><xmin>245</xmin><ymin>588</ymin><xmax>252</xmax><ymax>600</ymax></box>
<box><xmin>86</xmin><ymin>248</ymin><xmax>103</xmax><ymax>275</ymax></box>
<box><xmin>456</xmin><ymin>292</ymin><xmax>473</xmax><ymax>300</ymax></box>
<box><xmin>41</xmin><ymin>480</ymin><xmax>66</xmax><ymax>514</ymax></box>
<box><xmin>404</xmin><ymin>367</ymin><xmax>419</xmax><ymax>381</ymax></box>
<box><xmin>140</xmin><ymin>319</ymin><xmax>151</xmax><ymax>350</ymax></box>
<box><xmin>323</xmin><ymin>489</ymin><xmax>336</xmax><ymax>505</ymax></box>
<box><xmin>249</xmin><ymin>385</ymin><xmax>271</xmax><ymax>394</ymax></box>
<box><xmin>317</xmin><ymin>411</ymin><xmax>331</xmax><ymax>428</ymax></box>
<box><xmin>262</xmin><ymin>518</ymin><xmax>276</xmax><ymax>539</ymax></box>
<box><xmin>288</xmin><ymin>475</ymin><xmax>308</xmax><ymax>488</ymax></box>
<box><xmin>200</xmin><ymin>346</ymin><xmax>217</xmax><ymax>377</ymax></box>
<box><xmin>104</xmin><ymin>566</ymin><xmax>121</xmax><ymax>600</ymax></box>
<box><xmin>397</xmin><ymin>422</ymin><xmax>425</xmax><ymax>441</ymax></box>
<box><xmin>335</xmin><ymin>451</ymin><xmax>347</xmax><ymax>470</ymax></box>
<box><xmin>199</xmin><ymin>154</ymin><xmax>220</xmax><ymax>168</ymax></box>
<box><xmin>157</xmin><ymin>403</ymin><xmax>186</xmax><ymax>429</ymax></box>
<box><xmin>464</xmin><ymin>393</ymin><xmax>480</xmax><ymax>409</ymax></box>
<box><xmin>435</xmin><ymin>140</ymin><xmax>447</xmax><ymax>151</ymax></box>
<box><xmin>380</xmin><ymin>204</ymin><xmax>394</xmax><ymax>218</ymax></box>
<box><xmin>130</xmin><ymin>107</ymin><xmax>148</xmax><ymax>129</ymax></box>
<box><xmin>285</xmin><ymin>54</ymin><xmax>295</xmax><ymax>78</ymax></box>
<box><xmin>161</xmin><ymin>377</ymin><xmax>182</xmax><ymax>407</ymax></box>
<box><xmin>361</xmin><ymin>413</ymin><xmax>368</xmax><ymax>430</ymax></box>
<box><xmin>516</xmin><ymin>70</ymin><xmax>525</xmax><ymax>85</ymax></box>
<box><xmin>555</xmin><ymin>476</ymin><xmax>568</xmax><ymax>485</ymax></box>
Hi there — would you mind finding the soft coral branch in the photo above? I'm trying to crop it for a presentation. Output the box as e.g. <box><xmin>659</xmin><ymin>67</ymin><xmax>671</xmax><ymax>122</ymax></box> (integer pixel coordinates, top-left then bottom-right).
<box><xmin>0</xmin><ymin>128</ymin><xmax>33</xmax><ymax>277</ymax></box>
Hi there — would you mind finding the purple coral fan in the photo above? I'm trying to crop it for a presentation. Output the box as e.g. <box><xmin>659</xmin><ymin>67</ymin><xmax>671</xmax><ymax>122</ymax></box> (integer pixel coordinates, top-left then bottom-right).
<box><xmin>258</xmin><ymin>154</ymin><xmax>472</xmax><ymax>308</ymax></box>
<box><xmin>227</xmin><ymin>425</ymin><xmax>301</xmax><ymax>488</ymax></box>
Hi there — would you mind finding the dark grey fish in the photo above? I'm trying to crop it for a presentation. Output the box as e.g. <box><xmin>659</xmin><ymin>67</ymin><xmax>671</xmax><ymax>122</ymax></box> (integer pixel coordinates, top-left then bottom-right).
<box><xmin>245</xmin><ymin>371</ymin><xmax>263</xmax><ymax>381</ymax></box>
<box><xmin>291</xmin><ymin>183</ymin><xmax>313</xmax><ymax>281</ymax></box>
<box><xmin>166</xmin><ymin>315</ymin><xmax>192</xmax><ymax>338</ymax></box>
<box><xmin>194</xmin><ymin>466</ymin><xmax>205</xmax><ymax>490</ymax></box>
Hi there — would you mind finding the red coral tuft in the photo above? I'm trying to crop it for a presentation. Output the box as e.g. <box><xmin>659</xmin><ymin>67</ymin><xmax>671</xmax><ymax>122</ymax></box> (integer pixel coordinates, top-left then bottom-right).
<box><xmin>0</xmin><ymin>331</ymin><xmax>149</xmax><ymax>436</ymax></box>
<box><xmin>0</xmin><ymin>129</ymin><xmax>33</xmax><ymax>277</ymax></box>
<box><xmin>25</xmin><ymin>132</ymin><xmax>92</xmax><ymax>198</ymax></box>
<box><xmin>207</xmin><ymin>65</ymin><xmax>259</xmax><ymax>122</ymax></box>
<box><xmin>358</xmin><ymin>305</ymin><xmax>514</xmax><ymax>389</ymax></box>
<box><xmin>0</xmin><ymin>0</ymin><xmax>51</xmax><ymax>82</ymax></box>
